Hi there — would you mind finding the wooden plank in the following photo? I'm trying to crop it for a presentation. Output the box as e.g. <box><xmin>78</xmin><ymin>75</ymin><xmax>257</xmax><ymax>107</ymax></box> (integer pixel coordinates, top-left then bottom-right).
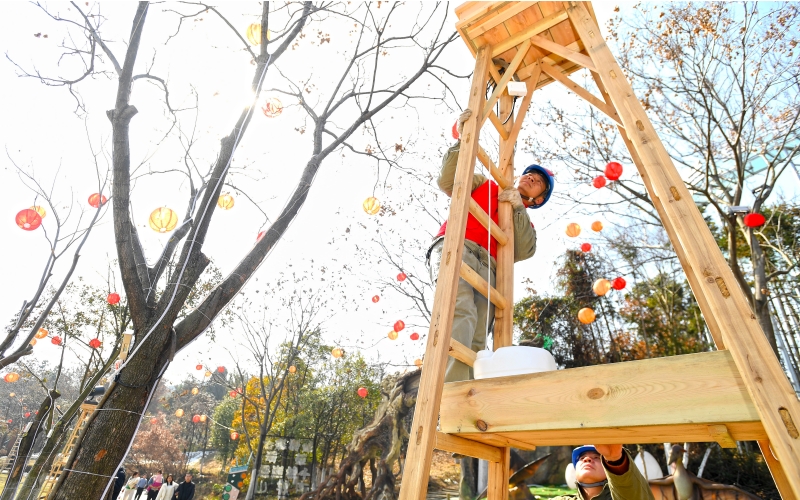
<box><xmin>477</xmin><ymin>146</ymin><xmax>511</xmax><ymax>189</ymax></box>
<box><xmin>397</xmin><ymin>46</ymin><xmax>492</xmax><ymax>500</ymax></box>
<box><xmin>469</xmin><ymin>198</ymin><xmax>509</xmax><ymax>247</ymax></box>
<box><xmin>498</xmin><ymin>73</ymin><xmax>539</xmax><ymax>174</ymax></box>
<box><xmin>487</xmin><ymin>447</ymin><xmax>511</xmax><ymax>500</ymax></box>
<box><xmin>530</xmin><ymin>34</ymin><xmax>595</xmax><ymax>71</ymax></box>
<box><xmin>483</xmin><ymin>40</ymin><xmax>532</xmax><ymax>119</ymax></box>
<box><xmin>539</xmin><ymin>62</ymin><xmax>623</xmax><ymax>127</ymax></box>
<box><xmin>516</xmin><ymin>40</ymin><xmax>583</xmax><ymax>80</ymax></box>
<box><xmin>435</xmin><ymin>432</ymin><xmax>502</xmax><ymax>462</ymax></box>
<box><xmin>567</xmin><ymin>3</ymin><xmax>800</xmax><ymax>495</ymax></box>
<box><xmin>486</xmin><ymin>109</ymin><xmax>510</xmax><ymax>140</ymax></box>
<box><xmin>491</xmin><ymin>9</ymin><xmax>570</xmax><ymax>57</ymax></box>
<box><xmin>707</xmin><ymin>424</ymin><xmax>737</xmax><ymax>448</ymax></box>
<box><xmin>460</xmin><ymin>261</ymin><xmax>509</xmax><ymax>311</ymax></box>
<box><xmin>466</xmin><ymin>3</ymin><xmax>533</xmax><ymax>39</ymax></box>
<box><xmin>440</xmin><ymin>351</ymin><xmax>760</xmax><ymax>434</ymax></box>
<box><xmin>449</xmin><ymin>337</ymin><xmax>477</xmax><ymax>367</ymax></box>
<box><xmin>493</xmin><ymin>92</ymin><xmax>515</xmax><ymax>348</ymax></box>
<box><xmin>758</xmin><ymin>440</ymin><xmax>797</xmax><ymax>500</ymax></box>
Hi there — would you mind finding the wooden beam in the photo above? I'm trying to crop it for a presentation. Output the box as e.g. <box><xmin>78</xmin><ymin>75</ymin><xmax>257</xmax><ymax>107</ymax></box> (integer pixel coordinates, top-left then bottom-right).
<box><xmin>707</xmin><ymin>424</ymin><xmax>737</xmax><ymax>448</ymax></box>
<box><xmin>491</xmin><ymin>9</ymin><xmax>570</xmax><ymax>57</ymax></box>
<box><xmin>483</xmin><ymin>40</ymin><xmax>532</xmax><ymax>119</ymax></box>
<box><xmin>758</xmin><ymin>440</ymin><xmax>796</xmax><ymax>500</ymax></box>
<box><xmin>530</xmin><ymin>34</ymin><xmax>596</xmax><ymax>71</ymax></box>
<box><xmin>567</xmin><ymin>3</ymin><xmax>800</xmax><ymax>494</ymax></box>
<box><xmin>498</xmin><ymin>73</ymin><xmax>539</xmax><ymax>174</ymax></box>
<box><xmin>477</xmin><ymin>146</ymin><xmax>510</xmax><ymax>189</ymax></box>
<box><xmin>435</xmin><ymin>432</ymin><xmax>502</xmax><ymax>462</ymax></box>
<box><xmin>516</xmin><ymin>40</ymin><xmax>583</xmax><ymax>81</ymax></box>
<box><xmin>489</xmin><ymin>64</ymin><xmax>504</xmax><ymax>88</ymax></box>
<box><xmin>487</xmin><ymin>447</ymin><xmax>511</xmax><ymax>500</ymax></box>
<box><xmin>469</xmin><ymin>198</ymin><xmax>509</xmax><ymax>247</ymax></box>
<box><xmin>449</xmin><ymin>338</ymin><xmax>477</xmax><ymax>367</ymax></box>
<box><xmin>397</xmin><ymin>46</ymin><xmax>492</xmax><ymax>500</ymax></box>
<box><xmin>465</xmin><ymin>3</ymin><xmax>532</xmax><ymax>39</ymax></box>
<box><xmin>460</xmin><ymin>262</ymin><xmax>508</xmax><ymax>311</ymax></box>
<box><xmin>440</xmin><ymin>351</ymin><xmax>761</xmax><ymax>435</ymax></box>
<box><xmin>539</xmin><ymin>62</ymin><xmax>623</xmax><ymax>127</ymax></box>
<box><xmin>486</xmin><ymin>109</ymin><xmax>510</xmax><ymax>140</ymax></box>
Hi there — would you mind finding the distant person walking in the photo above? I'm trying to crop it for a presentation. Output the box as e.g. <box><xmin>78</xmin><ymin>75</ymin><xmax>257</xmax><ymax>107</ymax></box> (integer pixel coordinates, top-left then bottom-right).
<box><xmin>174</xmin><ymin>473</ymin><xmax>195</xmax><ymax>500</ymax></box>
<box><xmin>112</xmin><ymin>467</ymin><xmax>126</xmax><ymax>500</ymax></box>
<box><xmin>155</xmin><ymin>474</ymin><xmax>178</xmax><ymax>500</ymax></box>
<box><xmin>147</xmin><ymin>470</ymin><xmax>164</xmax><ymax>500</ymax></box>
<box><xmin>134</xmin><ymin>474</ymin><xmax>149</xmax><ymax>500</ymax></box>
<box><xmin>120</xmin><ymin>471</ymin><xmax>140</xmax><ymax>500</ymax></box>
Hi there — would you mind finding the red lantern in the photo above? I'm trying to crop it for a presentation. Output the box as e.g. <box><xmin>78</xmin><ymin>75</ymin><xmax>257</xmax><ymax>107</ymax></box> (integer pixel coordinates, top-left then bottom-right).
<box><xmin>397</xmin><ymin>273</ymin><xmax>407</xmax><ymax>282</ymax></box>
<box><xmin>357</xmin><ymin>387</ymin><xmax>368</xmax><ymax>398</ymax></box>
<box><xmin>743</xmin><ymin>213</ymin><xmax>766</xmax><ymax>228</ymax></box>
<box><xmin>371</xmin><ymin>295</ymin><xmax>380</xmax><ymax>303</ymax></box>
<box><xmin>107</xmin><ymin>293</ymin><xmax>120</xmax><ymax>305</ymax></box>
<box><xmin>217</xmin><ymin>366</ymin><xmax>225</xmax><ymax>373</ymax></box>
<box><xmin>24</xmin><ymin>412</ymin><xmax>31</xmax><ymax>418</ymax></box>
<box><xmin>230</xmin><ymin>431</ymin><xmax>239</xmax><ymax>440</ymax></box>
<box><xmin>604</xmin><ymin>162</ymin><xmax>623</xmax><ymax>181</ymax></box>
<box><xmin>451</xmin><ymin>121</ymin><xmax>459</xmax><ymax>140</ymax></box>
<box><xmin>580</xmin><ymin>243</ymin><xmax>592</xmax><ymax>252</ymax></box>
<box><xmin>230</xmin><ymin>390</ymin><xmax>237</xmax><ymax>398</ymax></box>
<box><xmin>89</xmin><ymin>338</ymin><xmax>101</xmax><ymax>349</ymax></box>
<box><xmin>7</xmin><ymin>419</ymin><xmax>11</xmax><ymax>424</ymax></box>
<box><xmin>15</xmin><ymin>209</ymin><xmax>42</xmax><ymax>231</ymax></box>
<box><xmin>612</xmin><ymin>277</ymin><xmax>626</xmax><ymax>290</ymax></box>
<box><xmin>195</xmin><ymin>364</ymin><xmax>203</xmax><ymax>371</ymax></box>
<box><xmin>150</xmin><ymin>417</ymin><xmax>158</xmax><ymax>424</ymax></box>
<box><xmin>592</xmin><ymin>176</ymin><xmax>607</xmax><ymax>189</ymax></box>
<box><xmin>393</xmin><ymin>320</ymin><xmax>405</xmax><ymax>332</ymax></box>
<box><xmin>192</xmin><ymin>414</ymin><xmax>201</xmax><ymax>423</ymax></box>
<box><xmin>88</xmin><ymin>193</ymin><xmax>107</xmax><ymax>208</ymax></box>
<box><xmin>51</xmin><ymin>336</ymin><xmax>62</xmax><ymax>346</ymax></box>
<box><xmin>410</xmin><ymin>332</ymin><xmax>420</xmax><ymax>341</ymax></box>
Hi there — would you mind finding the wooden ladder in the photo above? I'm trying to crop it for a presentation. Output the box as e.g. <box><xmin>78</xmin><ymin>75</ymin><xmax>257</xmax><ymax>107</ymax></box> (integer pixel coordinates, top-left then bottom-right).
<box><xmin>0</xmin><ymin>432</ymin><xmax>24</xmax><ymax>475</ymax></box>
<box><xmin>397</xmin><ymin>2</ymin><xmax>800</xmax><ymax>499</ymax></box>
<box><xmin>38</xmin><ymin>403</ymin><xmax>97</xmax><ymax>499</ymax></box>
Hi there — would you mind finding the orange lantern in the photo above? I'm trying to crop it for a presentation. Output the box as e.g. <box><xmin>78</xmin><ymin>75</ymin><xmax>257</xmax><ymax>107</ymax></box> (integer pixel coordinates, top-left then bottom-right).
<box><xmin>15</xmin><ymin>209</ymin><xmax>42</xmax><ymax>231</ymax></box>
<box><xmin>35</xmin><ymin>328</ymin><xmax>48</xmax><ymax>339</ymax></box>
<box><xmin>565</xmin><ymin>223</ymin><xmax>581</xmax><ymax>238</ymax></box>
<box><xmin>331</xmin><ymin>347</ymin><xmax>343</xmax><ymax>359</ymax></box>
<box><xmin>5</xmin><ymin>372</ymin><xmax>20</xmax><ymax>383</ymax></box>
<box><xmin>592</xmin><ymin>279</ymin><xmax>612</xmax><ymax>296</ymax></box>
<box><xmin>89</xmin><ymin>338</ymin><xmax>101</xmax><ymax>349</ymax></box>
<box><xmin>200</xmin><ymin>414</ymin><xmax>207</xmax><ymax>423</ymax></box>
<box><xmin>217</xmin><ymin>194</ymin><xmax>235</xmax><ymax>210</ymax></box>
<box><xmin>175</xmin><ymin>409</ymin><xmax>184</xmax><ymax>418</ymax></box>
<box><xmin>191</xmin><ymin>387</ymin><xmax>199</xmax><ymax>395</ymax></box>
<box><xmin>30</xmin><ymin>206</ymin><xmax>47</xmax><ymax>218</ymax></box>
<box><xmin>578</xmin><ymin>307</ymin><xmax>596</xmax><ymax>325</ymax></box>
<box><xmin>230</xmin><ymin>431</ymin><xmax>239</xmax><ymax>440</ymax></box>
<box><xmin>29</xmin><ymin>339</ymin><xmax>37</xmax><ymax>346</ymax></box>
<box><xmin>261</xmin><ymin>98</ymin><xmax>283</xmax><ymax>118</ymax></box>
<box><xmin>88</xmin><ymin>193</ymin><xmax>107</xmax><ymax>208</ymax></box>
<box><xmin>387</xmin><ymin>330</ymin><xmax>398</xmax><ymax>340</ymax></box>
<box><xmin>148</xmin><ymin>207</ymin><xmax>179</xmax><ymax>233</ymax></box>
<box><xmin>591</xmin><ymin>221</ymin><xmax>603</xmax><ymax>232</ymax></box>
<box><xmin>288</xmin><ymin>365</ymin><xmax>297</xmax><ymax>374</ymax></box>
<box><xmin>414</xmin><ymin>359</ymin><xmax>423</xmax><ymax>368</ymax></box>
<box><xmin>362</xmin><ymin>197</ymin><xmax>381</xmax><ymax>215</ymax></box>
<box><xmin>357</xmin><ymin>387</ymin><xmax>368</xmax><ymax>398</ymax></box>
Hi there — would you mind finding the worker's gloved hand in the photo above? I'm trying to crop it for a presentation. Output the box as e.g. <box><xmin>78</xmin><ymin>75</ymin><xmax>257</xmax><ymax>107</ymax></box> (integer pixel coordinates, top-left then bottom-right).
<box><xmin>456</xmin><ymin>108</ymin><xmax>472</xmax><ymax>136</ymax></box>
<box><xmin>499</xmin><ymin>186</ymin><xmax>525</xmax><ymax>211</ymax></box>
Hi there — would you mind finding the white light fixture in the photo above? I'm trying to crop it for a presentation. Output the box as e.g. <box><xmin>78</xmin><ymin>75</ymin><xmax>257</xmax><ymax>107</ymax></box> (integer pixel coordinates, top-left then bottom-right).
<box><xmin>507</xmin><ymin>81</ymin><xmax>527</xmax><ymax>97</ymax></box>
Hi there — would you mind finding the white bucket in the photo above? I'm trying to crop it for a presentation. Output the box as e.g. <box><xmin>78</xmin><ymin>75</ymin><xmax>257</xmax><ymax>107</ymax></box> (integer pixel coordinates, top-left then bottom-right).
<box><xmin>473</xmin><ymin>346</ymin><xmax>557</xmax><ymax>380</ymax></box>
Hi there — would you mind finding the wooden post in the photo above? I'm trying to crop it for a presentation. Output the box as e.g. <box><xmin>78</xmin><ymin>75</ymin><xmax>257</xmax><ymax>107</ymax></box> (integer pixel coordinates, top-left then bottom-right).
<box><xmin>566</xmin><ymin>2</ymin><xmax>800</xmax><ymax>495</ymax></box>
<box><xmin>397</xmin><ymin>45</ymin><xmax>492</xmax><ymax>500</ymax></box>
<box><xmin>493</xmin><ymin>92</ymin><xmax>515</xmax><ymax>349</ymax></box>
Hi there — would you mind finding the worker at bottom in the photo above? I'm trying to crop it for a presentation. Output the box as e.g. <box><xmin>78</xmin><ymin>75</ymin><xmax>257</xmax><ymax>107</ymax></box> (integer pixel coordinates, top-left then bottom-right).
<box><xmin>554</xmin><ymin>444</ymin><xmax>655</xmax><ymax>500</ymax></box>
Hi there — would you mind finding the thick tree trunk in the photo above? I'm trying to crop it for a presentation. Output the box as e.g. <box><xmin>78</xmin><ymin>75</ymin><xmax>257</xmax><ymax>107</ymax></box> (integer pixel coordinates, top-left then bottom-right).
<box><xmin>0</xmin><ymin>390</ymin><xmax>57</xmax><ymax>500</ymax></box>
<box><xmin>749</xmin><ymin>229</ymin><xmax>779</xmax><ymax>356</ymax></box>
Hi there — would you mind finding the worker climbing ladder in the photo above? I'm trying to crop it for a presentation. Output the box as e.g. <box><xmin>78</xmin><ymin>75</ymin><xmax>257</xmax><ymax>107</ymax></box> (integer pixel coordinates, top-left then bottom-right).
<box><xmin>398</xmin><ymin>2</ymin><xmax>800</xmax><ymax>499</ymax></box>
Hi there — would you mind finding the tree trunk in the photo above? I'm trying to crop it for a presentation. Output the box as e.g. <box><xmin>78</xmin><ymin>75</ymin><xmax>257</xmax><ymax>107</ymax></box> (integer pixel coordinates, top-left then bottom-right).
<box><xmin>749</xmin><ymin>228</ymin><xmax>779</xmax><ymax>356</ymax></box>
<box><xmin>0</xmin><ymin>390</ymin><xmax>58</xmax><ymax>500</ymax></box>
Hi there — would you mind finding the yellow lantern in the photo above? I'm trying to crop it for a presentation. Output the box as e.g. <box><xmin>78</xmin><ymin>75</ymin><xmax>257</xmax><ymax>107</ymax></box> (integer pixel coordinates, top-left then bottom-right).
<box><xmin>149</xmin><ymin>207</ymin><xmax>179</xmax><ymax>233</ymax></box>
<box><xmin>288</xmin><ymin>365</ymin><xmax>297</xmax><ymax>374</ymax></box>
<box><xmin>578</xmin><ymin>307</ymin><xmax>596</xmax><ymax>324</ymax></box>
<box><xmin>565</xmin><ymin>223</ymin><xmax>581</xmax><ymax>238</ymax></box>
<box><xmin>592</xmin><ymin>279</ymin><xmax>612</xmax><ymax>296</ymax></box>
<box><xmin>175</xmin><ymin>409</ymin><xmax>184</xmax><ymax>418</ymax></box>
<box><xmin>246</xmin><ymin>23</ymin><xmax>272</xmax><ymax>45</ymax></box>
<box><xmin>387</xmin><ymin>330</ymin><xmax>398</xmax><ymax>341</ymax></box>
<box><xmin>191</xmin><ymin>387</ymin><xmax>199</xmax><ymax>395</ymax></box>
<box><xmin>35</xmin><ymin>328</ymin><xmax>48</xmax><ymax>339</ymax></box>
<box><xmin>414</xmin><ymin>359</ymin><xmax>423</xmax><ymax>368</ymax></box>
<box><xmin>331</xmin><ymin>347</ymin><xmax>343</xmax><ymax>359</ymax></box>
<box><xmin>30</xmin><ymin>206</ymin><xmax>47</xmax><ymax>218</ymax></box>
<box><xmin>204</xmin><ymin>370</ymin><xmax>212</xmax><ymax>378</ymax></box>
<box><xmin>9</xmin><ymin>393</ymin><xmax>15</xmax><ymax>397</ymax></box>
<box><xmin>200</xmin><ymin>414</ymin><xmax>207</xmax><ymax>423</ymax></box>
<box><xmin>363</xmin><ymin>197</ymin><xmax>381</xmax><ymax>215</ymax></box>
<box><xmin>591</xmin><ymin>221</ymin><xmax>604</xmax><ymax>232</ymax></box>
<box><xmin>217</xmin><ymin>194</ymin><xmax>235</xmax><ymax>210</ymax></box>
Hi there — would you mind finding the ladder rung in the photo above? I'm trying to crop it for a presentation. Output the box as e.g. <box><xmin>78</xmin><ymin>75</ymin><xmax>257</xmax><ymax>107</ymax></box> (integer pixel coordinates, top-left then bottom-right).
<box><xmin>477</xmin><ymin>147</ymin><xmax>510</xmax><ymax>190</ymax></box>
<box><xmin>449</xmin><ymin>338</ymin><xmax>477</xmax><ymax>367</ymax></box>
<box><xmin>468</xmin><ymin>199</ymin><xmax>508</xmax><ymax>246</ymax></box>
<box><xmin>485</xmin><ymin>109</ymin><xmax>509</xmax><ymax>140</ymax></box>
<box><xmin>435</xmin><ymin>432</ymin><xmax>503</xmax><ymax>462</ymax></box>
<box><xmin>459</xmin><ymin>262</ymin><xmax>508</xmax><ymax>310</ymax></box>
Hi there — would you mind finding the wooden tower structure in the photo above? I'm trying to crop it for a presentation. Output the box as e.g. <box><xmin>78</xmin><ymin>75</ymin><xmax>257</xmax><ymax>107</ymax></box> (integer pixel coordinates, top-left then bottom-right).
<box><xmin>398</xmin><ymin>2</ymin><xmax>800</xmax><ymax>499</ymax></box>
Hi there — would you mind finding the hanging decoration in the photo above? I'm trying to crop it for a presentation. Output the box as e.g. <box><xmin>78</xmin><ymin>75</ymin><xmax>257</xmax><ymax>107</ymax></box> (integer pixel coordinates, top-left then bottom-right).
<box><xmin>397</xmin><ymin>273</ymin><xmax>407</xmax><ymax>282</ymax></box>
<box><xmin>51</xmin><ymin>336</ymin><xmax>62</xmax><ymax>346</ymax></box>
<box><xmin>580</xmin><ymin>243</ymin><xmax>592</xmax><ymax>253</ymax></box>
<box><xmin>363</xmin><ymin>197</ymin><xmax>381</xmax><ymax>215</ymax></box>
<box><xmin>288</xmin><ymin>365</ymin><xmax>297</xmax><ymax>374</ymax></box>
<box><xmin>89</xmin><ymin>338</ymin><xmax>101</xmax><ymax>349</ymax></box>
<box><xmin>612</xmin><ymin>277</ymin><xmax>627</xmax><ymax>290</ymax></box>
<box><xmin>387</xmin><ymin>330</ymin><xmax>398</xmax><ymax>341</ymax></box>
<box><xmin>245</xmin><ymin>23</ymin><xmax>271</xmax><ymax>45</ymax></box>
<box><xmin>414</xmin><ymin>359</ymin><xmax>423</xmax><ymax>368</ymax></box>
<box><xmin>578</xmin><ymin>307</ymin><xmax>596</xmax><ymax>324</ymax></box>
<box><xmin>591</xmin><ymin>221</ymin><xmax>603</xmax><ymax>232</ymax></box>
<box><xmin>230</xmin><ymin>431</ymin><xmax>240</xmax><ymax>440</ymax></box>
<box><xmin>371</xmin><ymin>295</ymin><xmax>380</xmax><ymax>303</ymax></box>
<box><xmin>196</xmin><ymin>364</ymin><xmax>203</xmax><ymax>371</ymax></box>
<box><xmin>357</xmin><ymin>387</ymin><xmax>368</xmax><ymax>398</ymax></box>
<box><xmin>149</xmin><ymin>207</ymin><xmax>179</xmax><ymax>233</ymax></box>
<box><xmin>393</xmin><ymin>320</ymin><xmax>405</xmax><ymax>332</ymax></box>
<box><xmin>29</xmin><ymin>339</ymin><xmax>37</xmax><ymax>346</ymax></box>
<box><xmin>604</xmin><ymin>162</ymin><xmax>623</xmax><ymax>181</ymax></box>
<box><xmin>565</xmin><ymin>223</ymin><xmax>581</xmax><ymax>238</ymax></box>
<box><xmin>9</xmin><ymin>393</ymin><xmax>14</xmax><ymax>397</ymax></box>
<box><xmin>592</xmin><ymin>279</ymin><xmax>612</xmax><ymax>296</ymax></box>
<box><xmin>150</xmin><ymin>417</ymin><xmax>158</xmax><ymax>425</ymax></box>
<box><xmin>24</xmin><ymin>412</ymin><xmax>31</xmax><ymax>418</ymax></box>
<box><xmin>15</xmin><ymin>209</ymin><xmax>42</xmax><ymax>231</ymax></box>
<box><xmin>204</xmin><ymin>370</ymin><xmax>212</xmax><ymax>378</ymax></box>
<box><xmin>107</xmin><ymin>293</ymin><xmax>121</xmax><ymax>305</ymax></box>
<box><xmin>88</xmin><ymin>193</ymin><xmax>107</xmax><ymax>208</ymax></box>
<box><xmin>230</xmin><ymin>390</ymin><xmax>238</xmax><ymax>398</ymax></box>
<box><xmin>200</xmin><ymin>414</ymin><xmax>207</xmax><ymax>423</ymax></box>
<box><xmin>261</xmin><ymin>97</ymin><xmax>283</xmax><ymax>118</ymax></box>
<box><xmin>30</xmin><ymin>206</ymin><xmax>47</xmax><ymax>218</ymax></box>
<box><xmin>331</xmin><ymin>347</ymin><xmax>343</xmax><ymax>359</ymax></box>
<box><xmin>192</xmin><ymin>415</ymin><xmax>201</xmax><ymax>423</ymax></box>
<box><xmin>217</xmin><ymin>194</ymin><xmax>235</xmax><ymax>210</ymax></box>
<box><xmin>35</xmin><ymin>328</ymin><xmax>48</xmax><ymax>339</ymax></box>
<box><xmin>592</xmin><ymin>176</ymin><xmax>607</xmax><ymax>189</ymax></box>
<box><xmin>410</xmin><ymin>332</ymin><xmax>420</xmax><ymax>341</ymax></box>
<box><xmin>743</xmin><ymin>213</ymin><xmax>766</xmax><ymax>228</ymax></box>
<box><xmin>217</xmin><ymin>366</ymin><xmax>225</xmax><ymax>373</ymax></box>
<box><xmin>4</xmin><ymin>372</ymin><xmax>20</xmax><ymax>383</ymax></box>
<box><xmin>191</xmin><ymin>387</ymin><xmax>199</xmax><ymax>395</ymax></box>
<box><xmin>175</xmin><ymin>409</ymin><xmax>184</xmax><ymax>418</ymax></box>
<box><xmin>451</xmin><ymin>121</ymin><xmax>460</xmax><ymax>140</ymax></box>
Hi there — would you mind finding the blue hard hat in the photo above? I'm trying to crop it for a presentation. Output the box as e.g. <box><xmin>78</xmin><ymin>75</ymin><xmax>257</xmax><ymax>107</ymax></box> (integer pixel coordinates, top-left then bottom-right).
<box><xmin>572</xmin><ymin>445</ymin><xmax>598</xmax><ymax>467</ymax></box>
<box><xmin>521</xmin><ymin>164</ymin><xmax>554</xmax><ymax>209</ymax></box>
